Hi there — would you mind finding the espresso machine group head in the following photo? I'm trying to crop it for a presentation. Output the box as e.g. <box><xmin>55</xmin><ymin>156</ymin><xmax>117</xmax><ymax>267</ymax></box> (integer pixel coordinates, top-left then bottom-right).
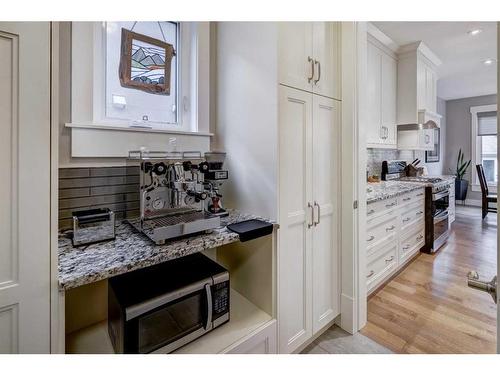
<box><xmin>126</xmin><ymin>150</ymin><xmax>227</xmax><ymax>244</ymax></box>
<box><xmin>203</xmin><ymin>152</ymin><xmax>229</xmax><ymax>217</ymax></box>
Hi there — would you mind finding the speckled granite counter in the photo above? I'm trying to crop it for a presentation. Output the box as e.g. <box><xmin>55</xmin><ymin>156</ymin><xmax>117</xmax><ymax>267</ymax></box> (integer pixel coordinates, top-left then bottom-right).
<box><xmin>367</xmin><ymin>181</ymin><xmax>424</xmax><ymax>204</ymax></box>
<box><xmin>366</xmin><ymin>175</ymin><xmax>455</xmax><ymax>204</ymax></box>
<box><xmin>58</xmin><ymin>210</ymin><xmax>272</xmax><ymax>290</ymax></box>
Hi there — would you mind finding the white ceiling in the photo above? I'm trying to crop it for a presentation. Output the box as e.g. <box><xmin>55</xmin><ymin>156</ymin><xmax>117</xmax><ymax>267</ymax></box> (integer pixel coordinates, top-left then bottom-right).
<box><xmin>373</xmin><ymin>22</ymin><xmax>497</xmax><ymax>100</ymax></box>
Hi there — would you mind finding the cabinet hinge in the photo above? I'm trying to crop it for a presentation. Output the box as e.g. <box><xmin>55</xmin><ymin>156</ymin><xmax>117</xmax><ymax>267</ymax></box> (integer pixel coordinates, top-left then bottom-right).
<box><xmin>353</xmin><ymin>200</ymin><xmax>358</xmax><ymax>209</ymax></box>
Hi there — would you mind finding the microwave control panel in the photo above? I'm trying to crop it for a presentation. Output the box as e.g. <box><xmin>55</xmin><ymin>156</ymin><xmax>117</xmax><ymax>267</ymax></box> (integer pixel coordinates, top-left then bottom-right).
<box><xmin>212</xmin><ymin>281</ymin><xmax>230</xmax><ymax>316</ymax></box>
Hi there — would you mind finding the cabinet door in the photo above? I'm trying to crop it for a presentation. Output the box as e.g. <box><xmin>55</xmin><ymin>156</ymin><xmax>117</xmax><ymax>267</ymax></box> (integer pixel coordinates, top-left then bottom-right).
<box><xmin>278</xmin><ymin>86</ymin><xmax>313</xmax><ymax>353</ymax></box>
<box><xmin>311</xmin><ymin>95</ymin><xmax>340</xmax><ymax>334</ymax></box>
<box><xmin>367</xmin><ymin>42</ymin><xmax>382</xmax><ymax>145</ymax></box>
<box><xmin>381</xmin><ymin>53</ymin><xmax>397</xmax><ymax>146</ymax></box>
<box><xmin>312</xmin><ymin>22</ymin><xmax>340</xmax><ymax>100</ymax></box>
<box><xmin>0</xmin><ymin>22</ymin><xmax>51</xmax><ymax>353</ymax></box>
<box><xmin>278</xmin><ymin>23</ymin><xmax>313</xmax><ymax>92</ymax></box>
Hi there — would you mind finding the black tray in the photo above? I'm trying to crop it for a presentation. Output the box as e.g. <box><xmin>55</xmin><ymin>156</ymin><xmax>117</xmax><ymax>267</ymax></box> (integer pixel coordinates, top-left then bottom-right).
<box><xmin>227</xmin><ymin>219</ymin><xmax>273</xmax><ymax>242</ymax></box>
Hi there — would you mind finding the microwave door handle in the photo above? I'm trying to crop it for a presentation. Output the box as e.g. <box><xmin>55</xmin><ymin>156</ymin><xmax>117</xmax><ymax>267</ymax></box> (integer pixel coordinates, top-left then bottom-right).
<box><xmin>204</xmin><ymin>283</ymin><xmax>213</xmax><ymax>331</ymax></box>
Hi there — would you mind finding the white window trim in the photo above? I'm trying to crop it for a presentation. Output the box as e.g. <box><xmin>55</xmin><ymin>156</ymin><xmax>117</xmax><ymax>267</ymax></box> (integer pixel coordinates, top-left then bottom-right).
<box><xmin>67</xmin><ymin>22</ymin><xmax>212</xmax><ymax>158</ymax></box>
<box><xmin>471</xmin><ymin>104</ymin><xmax>497</xmax><ymax>192</ymax></box>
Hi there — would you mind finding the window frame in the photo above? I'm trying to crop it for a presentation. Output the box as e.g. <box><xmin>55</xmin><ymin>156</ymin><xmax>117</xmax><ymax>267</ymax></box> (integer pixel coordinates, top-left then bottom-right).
<box><xmin>471</xmin><ymin>104</ymin><xmax>498</xmax><ymax>192</ymax></box>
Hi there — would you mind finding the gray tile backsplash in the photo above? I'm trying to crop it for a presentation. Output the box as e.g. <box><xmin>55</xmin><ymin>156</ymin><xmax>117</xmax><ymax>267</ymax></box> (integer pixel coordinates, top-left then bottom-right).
<box><xmin>366</xmin><ymin>148</ymin><xmax>417</xmax><ymax>177</ymax></box>
<box><xmin>59</xmin><ymin>166</ymin><xmax>140</xmax><ymax>229</ymax></box>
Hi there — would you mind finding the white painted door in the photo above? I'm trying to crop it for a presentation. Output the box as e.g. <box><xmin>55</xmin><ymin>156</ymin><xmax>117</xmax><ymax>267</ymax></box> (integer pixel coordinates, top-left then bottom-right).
<box><xmin>312</xmin><ymin>22</ymin><xmax>339</xmax><ymax>99</ymax></box>
<box><xmin>0</xmin><ymin>22</ymin><xmax>51</xmax><ymax>353</ymax></box>
<box><xmin>381</xmin><ymin>53</ymin><xmax>397</xmax><ymax>146</ymax></box>
<box><xmin>278</xmin><ymin>85</ymin><xmax>313</xmax><ymax>353</ymax></box>
<box><xmin>311</xmin><ymin>95</ymin><xmax>339</xmax><ymax>334</ymax></box>
<box><xmin>366</xmin><ymin>41</ymin><xmax>382</xmax><ymax>145</ymax></box>
<box><xmin>278</xmin><ymin>22</ymin><xmax>313</xmax><ymax>93</ymax></box>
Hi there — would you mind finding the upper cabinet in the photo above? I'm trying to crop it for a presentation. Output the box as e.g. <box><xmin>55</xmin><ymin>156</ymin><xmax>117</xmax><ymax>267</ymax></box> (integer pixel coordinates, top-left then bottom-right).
<box><xmin>366</xmin><ymin>30</ymin><xmax>398</xmax><ymax>148</ymax></box>
<box><xmin>278</xmin><ymin>22</ymin><xmax>341</xmax><ymax>100</ymax></box>
<box><xmin>397</xmin><ymin>41</ymin><xmax>442</xmax><ymax>151</ymax></box>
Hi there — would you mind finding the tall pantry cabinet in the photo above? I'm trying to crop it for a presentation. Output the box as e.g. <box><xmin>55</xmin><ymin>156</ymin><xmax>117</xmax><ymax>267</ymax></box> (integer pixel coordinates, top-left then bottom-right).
<box><xmin>215</xmin><ymin>22</ymin><xmax>341</xmax><ymax>355</ymax></box>
<box><xmin>278</xmin><ymin>22</ymin><xmax>341</xmax><ymax>354</ymax></box>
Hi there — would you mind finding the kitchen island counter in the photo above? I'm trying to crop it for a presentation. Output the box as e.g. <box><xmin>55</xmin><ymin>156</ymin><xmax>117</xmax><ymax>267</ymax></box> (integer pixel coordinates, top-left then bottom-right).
<box><xmin>58</xmin><ymin>210</ymin><xmax>273</xmax><ymax>290</ymax></box>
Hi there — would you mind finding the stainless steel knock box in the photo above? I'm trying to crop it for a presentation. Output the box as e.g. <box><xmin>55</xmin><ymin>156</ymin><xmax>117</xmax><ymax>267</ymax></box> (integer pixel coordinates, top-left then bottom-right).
<box><xmin>72</xmin><ymin>208</ymin><xmax>116</xmax><ymax>246</ymax></box>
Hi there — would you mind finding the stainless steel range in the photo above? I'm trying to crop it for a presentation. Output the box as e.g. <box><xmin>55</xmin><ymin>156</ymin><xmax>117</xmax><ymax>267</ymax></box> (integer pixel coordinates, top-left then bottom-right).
<box><xmin>382</xmin><ymin>161</ymin><xmax>451</xmax><ymax>253</ymax></box>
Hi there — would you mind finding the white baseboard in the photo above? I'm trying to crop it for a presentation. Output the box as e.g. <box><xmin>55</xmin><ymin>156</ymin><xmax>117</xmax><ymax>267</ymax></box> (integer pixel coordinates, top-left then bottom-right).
<box><xmin>339</xmin><ymin>293</ymin><xmax>356</xmax><ymax>334</ymax></box>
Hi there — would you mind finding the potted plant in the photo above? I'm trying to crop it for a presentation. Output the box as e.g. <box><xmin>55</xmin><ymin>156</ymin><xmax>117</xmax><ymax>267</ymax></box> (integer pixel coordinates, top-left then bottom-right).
<box><xmin>454</xmin><ymin>148</ymin><xmax>472</xmax><ymax>201</ymax></box>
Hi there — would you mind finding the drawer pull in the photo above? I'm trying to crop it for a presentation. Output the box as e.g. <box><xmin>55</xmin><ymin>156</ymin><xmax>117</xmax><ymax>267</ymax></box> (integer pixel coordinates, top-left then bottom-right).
<box><xmin>367</xmin><ymin>270</ymin><xmax>375</xmax><ymax>278</ymax></box>
<box><xmin>385</xmin><ymin>255</ymin><xmax>395</xmax><ymax>263</ymax></box>
<box><xmin>416</xmin><ymin>211</ymin><xmax>423</xmax><ymax>215</ymax></box>
<box><xmin>403</xmin><ymin>217</ymin><xmax>411</xmax><ymax>223</ymax></box>
<box><xmin>416</xmin><ymin>192</ymin><xmax>424</xmax><ymax>197</ymax></box>
<box><xmin>367</xmin><ymin>235</ymin><xmax>375</xmax><ymax>242</ymax></box>
<box><xmin>386</xmin><ymin>225</ymin><xmax>395</xmax><ymax>232</ymax></box>
<box><xmin>403</xmin><ymin>197</ymin><xmax>411</xmax><ymax>202</ymax></box>
<box><xmin>403</xmin><ymin>244</ymin><xmax>410</xmax><ymax>250</ymax></box>
<box><xmin>385</xmin><ymin>202</ymin><xmax>396</xmax><ymax>208</ymax></box>
<box><xmin>367</xmin><ymin>209</ymin><xmax>375</xmax><ymax>215</ymax></box>
<box><xmin>416</xmin><ymin>234</ymin><xmax>424</xmax><ymax>241</ymax></box>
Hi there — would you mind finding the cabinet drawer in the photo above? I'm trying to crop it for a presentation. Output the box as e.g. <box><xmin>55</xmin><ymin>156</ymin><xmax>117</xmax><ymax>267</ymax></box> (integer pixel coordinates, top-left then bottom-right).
<box><xmin>366</xmin><ymin>243</ymin><xmax>397</xmax><ymax>292</ymax></box>
<box><xmin>367</xmin><ymin>196</ymin><xmax>398</xmax><ymax>219</ymax></box>
<box><xmin>399</xmin><ymin>189</ymin><xmax>425</xmax><ymax>207</ymax></box>
<box><xmin>400</xmin><ymin>201</ymin><xmax>425</xmax><ymax>232</ymax></box>
<box><xmin>366</xmin><ymin>212</ymin><xmax>397</xmax><ymax>251</ymax></box>
<box><xmin>399</xmin><ymin>225</ymin><xmax>425</xmax><ymax>263</ymax></box>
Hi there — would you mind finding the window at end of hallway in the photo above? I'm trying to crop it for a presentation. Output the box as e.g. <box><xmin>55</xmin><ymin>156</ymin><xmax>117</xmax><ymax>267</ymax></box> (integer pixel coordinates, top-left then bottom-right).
<box><xmin>471</xmin><ymin>105</ymin><xmax>498</xmax><ymax>191</ymax></box>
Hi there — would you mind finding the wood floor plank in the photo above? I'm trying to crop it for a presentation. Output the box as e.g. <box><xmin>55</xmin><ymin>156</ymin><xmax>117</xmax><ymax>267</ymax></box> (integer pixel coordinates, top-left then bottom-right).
<box><xmin>361</xmin><ymin>206</ymin><xmax>497</xmax><ymax>354</ymax></box>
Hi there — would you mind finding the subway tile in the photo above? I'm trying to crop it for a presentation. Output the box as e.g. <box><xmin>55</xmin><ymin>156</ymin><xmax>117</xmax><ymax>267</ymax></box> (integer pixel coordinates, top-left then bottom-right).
<box><xmin>90</xmin><ymin>166</ymin><xmax>140</xmax><ymax>177</ymax></box>
<box><xmin>59</xmin><ymin>193</ymin><xmax>139</xmax><ymax>209</ymax></box>
<box><xmin>59</xmin><ymin>187</ymin><xmax>90</xmax><ymax>199</ymax></box>
<box><xmin>59</xmin><ymin>168</ymin><xmax>90</xmax><ymax>179</ymax></box>
<box><xmin>90</xmin><ymin>184</ymin><xmax>138</xmax><ymax>196</ymax></box>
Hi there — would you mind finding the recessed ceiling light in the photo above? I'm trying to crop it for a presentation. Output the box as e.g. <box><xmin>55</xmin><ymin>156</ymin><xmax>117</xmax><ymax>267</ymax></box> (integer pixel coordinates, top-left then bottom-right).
<box><xmin>468</xmin><ymin>28</ymin><xmax>483</xmax><ymax>36</ymax></box>
<box><xmin>483</xmin><ymin>58</ymin><xmax>496</xmax><ymax>65</ymax></box>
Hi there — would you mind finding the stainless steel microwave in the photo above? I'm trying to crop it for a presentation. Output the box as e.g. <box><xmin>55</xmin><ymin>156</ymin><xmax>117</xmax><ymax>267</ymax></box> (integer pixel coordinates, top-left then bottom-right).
<box><xmin>108</xmin><ymin>253</ymin><xmax>230</xmax><ymax>354</ymax></box>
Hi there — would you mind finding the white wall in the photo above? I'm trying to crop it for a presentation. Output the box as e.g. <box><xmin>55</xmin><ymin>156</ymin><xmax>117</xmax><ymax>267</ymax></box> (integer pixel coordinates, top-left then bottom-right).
<box><xmin>214</xmin><ymin>23</ymin><xmax>278</xmax><ymax>220</ymax></box>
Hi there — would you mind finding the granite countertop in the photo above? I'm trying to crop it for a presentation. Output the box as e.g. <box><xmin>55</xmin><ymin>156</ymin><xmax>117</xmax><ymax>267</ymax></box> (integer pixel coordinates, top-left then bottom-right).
<box><xmin>366</xmin><ymin>175</ymin><xmax>456</xmax><ymax>204</ymax></box>
<box><xmin>58</xmin><ymin>210</ymin><xmax>272</xmax><ymax>291</ymax></box>
<box><xmin>367</xmin><ymin>181</ymin><xmax>424</xmax><ymax>204</ymax></box>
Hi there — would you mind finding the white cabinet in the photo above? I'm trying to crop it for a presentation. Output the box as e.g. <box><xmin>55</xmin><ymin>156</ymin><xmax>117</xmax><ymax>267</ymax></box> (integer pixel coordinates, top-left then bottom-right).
<box><xmin>397</xmin><ymin>42</ymin><xmax>442</xmax><ymax>151</ymax></box>
<box><xmin>279</xmin><ymin>22</ymin><xmax>340</xmax><ymax>100</ymax></box>
<box><xmin>278</xmin><ymin>85</ymin><xmax>339</xmax><ymax>353</ymax></box>
<box><xmin>366</xmin><ymin>37</ymin><xmax>397</xmax><ymax>148</ymax></box>
<box><xmin>366</xmin><ymin>188</ymin><xmax>426</xmax><ymax>293</ymax></box>
<box><xmin>225</xmin><ymin>320</ymin><xmax>277</xmax><ymax>354</ymax></box>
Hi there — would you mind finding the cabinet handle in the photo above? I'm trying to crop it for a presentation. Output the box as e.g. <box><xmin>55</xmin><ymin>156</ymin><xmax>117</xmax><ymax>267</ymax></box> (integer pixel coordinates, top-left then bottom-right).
<box><xmin>367</xmin><ymin>235</ymin><xmax>375</xmax><ymax>242</ymax></box>
<box><xmin>367</xmin><ymin>270</ymin><xmax>375</xmax><ymax>278</ymax></box>
<box><xmin>416</xmin><ymin>192</ymin><xmax>424</xmax><ymax>197</ymax></box>
<box><xmin>367</xmin><ymin>209</ymin><xmax>375</xmax><ymax>215</ymax></box>
<box><xmin>386</xmin><ymin>225</ymin><xmax>395</xmax><ymax>232</ymax></box>
<box><xmin>384</xmin><ymin>126</ymin><xmax>388</xmax><ymax>139</ymax></box>
<box><xmin>313</xmin><ymin>201</ymin><xmax>321</xmax><ymax>226</ymax></box>
<box><xmin>425</xmin><ymin>134</ymin><xmax>430</xmax><ymax>144</ymax></box>
<box><xmin>308</xmin><ymin>56</ymin><xmax>314</xmax><ymax>83</ymax></box>
<box><xmin>416</xmin><ymin>210</ymin><xmax>423</xmax><ymax>215</ymax></box>
<box><xmin>416</xmin><ymin>234</ymin><xmax>424</xmax><ymax>241</ymax></box>
<box><xmin>403</xmin><ymin>197</ymin><xmax>411</xmax><ymax>202</ymax></box>
<box><xmin>403</xmin><ymin>217</ymin><xmax>411</xmax><ymax>223</ymax></box>
<box><xmin>385</xmin><ymin>202</ymin><xmax>396</xmax><ymax>208</ymax></box>
<box><xmin>307</xmin><ymin>202</ymin><xmax>314</xmax><ymax>228</ymax></box>
<box><xmin>314</xmin><ymin>59</ymin><xmax>321</xmax><ymax>84</ymax></box>
<box><xmin>385</xmin><ymin>256</ymin><xmax>394</xmax><ymax>263</ymax></box>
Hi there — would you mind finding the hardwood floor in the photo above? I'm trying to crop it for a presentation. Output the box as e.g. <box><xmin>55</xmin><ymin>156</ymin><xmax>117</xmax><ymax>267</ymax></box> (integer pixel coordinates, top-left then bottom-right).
<box><xmin>361</xmin><ymin>205</ymin><xmax>497</xmax><ymax>353</ymax></box>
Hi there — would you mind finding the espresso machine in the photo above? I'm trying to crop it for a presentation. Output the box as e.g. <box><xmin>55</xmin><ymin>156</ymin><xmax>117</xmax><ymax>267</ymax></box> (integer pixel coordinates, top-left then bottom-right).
<box><xmin>126</xmin><ymin>150</ymin><xmax>228</xmax><ymax>244</ymax></box>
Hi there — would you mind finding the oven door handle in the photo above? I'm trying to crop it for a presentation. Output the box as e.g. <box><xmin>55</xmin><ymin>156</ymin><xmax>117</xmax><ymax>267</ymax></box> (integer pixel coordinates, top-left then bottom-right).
<box><xmin>433</xmin><ymin>190</ymin><xmax>450</xmax><ymax>201</ymax></box>
<box><xmin>204</xmin><ymin>283</ymin><xmax>213</xmax><ymax>331</ymax></box>
<box><xmin>434</xmin><ymin>210</ymin><xmax>449</xmax><ymax>224</ymax></box>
